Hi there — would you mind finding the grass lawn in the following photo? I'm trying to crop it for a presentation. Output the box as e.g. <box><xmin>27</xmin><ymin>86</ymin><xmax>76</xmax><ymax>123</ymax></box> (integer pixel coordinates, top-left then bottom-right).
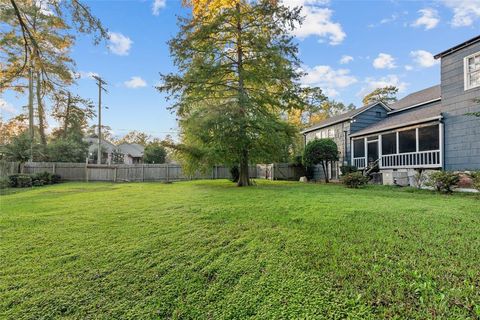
<box><xmin>1</xmin><ymin>180</ymin><xmax>479</xmax><ymax>319</ymax></box>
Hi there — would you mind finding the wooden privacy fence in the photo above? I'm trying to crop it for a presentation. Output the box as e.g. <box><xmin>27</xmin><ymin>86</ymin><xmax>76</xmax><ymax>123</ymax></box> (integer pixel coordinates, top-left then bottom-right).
<box><xmin>2</xmin><ymin>162</ymin><xmax>304</xmax><ymax>182</ymax></box>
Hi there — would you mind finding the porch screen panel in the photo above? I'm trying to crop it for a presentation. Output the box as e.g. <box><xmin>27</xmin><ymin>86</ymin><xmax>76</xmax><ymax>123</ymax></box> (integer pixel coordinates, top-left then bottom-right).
<box><xmin>399</xmin><ymin>129</ymin><xmax>416</xmax><ymax>153</ymax></box>
<box><xmin>353</xmin><ymin>139</ymin><xmax>365</xmax><ymax>157</ymax></box>
<box><xmin>418</xmin><ymin>124</ymin><xmax>439</xmax><ymax>151</ymax></box>
<box><xmin>381</xmin><ymin>133</ymin><xmax>396</xmax><ymax>155</ymax></box>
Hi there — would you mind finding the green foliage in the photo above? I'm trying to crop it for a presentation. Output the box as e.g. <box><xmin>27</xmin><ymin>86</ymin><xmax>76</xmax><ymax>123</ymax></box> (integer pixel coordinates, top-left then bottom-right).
<box><xmin>303</xmin><ymin>139</ymin><xmax>339</xmax><ymax>183</ymax></box>
<box><xmin>1</xmin><ymin>132</ymin><xmax>39</xmax><ymax>162</ymax></box>
<box><xmin>340</xmin><ymin>165</ymin><xmax>357</xmax><ymax>176</ymax></box>
<box><xmin>362</xmin><ymin>85</ymin><xmax>398</xmax><ymax>106</ymax></box>
<box><xmin>159</xmin><ymin>0</ymin><xmax>306</xmax><ymax>186</ymax></box>
<box><xmin>47</xmin><ymin>137</ymin><xmax>89</xmax><ymax>162</ymax></box>
<box><xmin>341</xmin><ymin>172</ymin><xmax>369</xmax><ymax>188</ymax></box>
<box><xmin>31</xmin><ymin>171</ymin><xmax>60</xmax><ymax>184</ymax></box>
<box><xmin>0</xmin><ymin>178</ymin><xmax>10</xmax><ymax>189</ymax></box>
<box><xmin>427</xmin><ymin>171</ymin><xmax>460</xmax><ymax>193</ymax></box>
<box><xmin>468</xmin><ymin>171</ymin><xmax>480</xmax><ymax>191</ymax></box>
<box><xmin>8</xmin><ymin>174</ymin><xmax>32</xmax><ymax>188</ymax></box>
<box><xmin>1</xmin><ymin>181</ymin><xmax>479</xmax><ymax>318</ymax></box>
<box><xmin>230</xmin><ymin>166</ymin><xmax>239</xmax><ymax>183</ymax></box>
<box><xmin>143</xmin><ymin>143</ymin><xmax>167</xmax><ymax>164</ymax></box>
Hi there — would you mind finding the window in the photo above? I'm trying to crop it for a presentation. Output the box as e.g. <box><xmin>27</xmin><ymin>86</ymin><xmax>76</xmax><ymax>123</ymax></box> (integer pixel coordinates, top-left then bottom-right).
<box><xmin>418</xmin><ymin>124</ymin><xmax>439</xmax><ymax>151</ymax></box>
<box><xmin>381</xmin><ymin>133</ymin><xmax>397</xmax><ymax>155</ymax></box>
<box><xmin>465</xmin><ymin>52</ymin><xmax>480</xmax><ymax>90</ymax></box>
<box><xmin>367</xmin><ymin>135</ymin><xmax>378</xmax><ymax>141</ymax></box>
<box><xmin>328</xmin><ymin>128</ymin><xmax>335</xmax><ymax>138</ymax></box>
<box><xmin>353</xmin><ymin>139</ymin><xmax>365</xmax><ymax>158</ymax></box>
<box><xmin>398</xmin><ymin>129</ymin><xmax>416</xmax><ymax>153</ymax></box>
<box><xmin>376</xmin><ymin>111</ymin><xmax>382</xmax><ymax>118</ymax></box>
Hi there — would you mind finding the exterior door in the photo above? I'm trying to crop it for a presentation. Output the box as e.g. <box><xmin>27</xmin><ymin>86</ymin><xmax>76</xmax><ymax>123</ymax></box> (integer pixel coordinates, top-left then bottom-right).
<box><xmin>367</xmin><ymin>141</ymin><xmax>379</xmax><ymax>163</ymax></box>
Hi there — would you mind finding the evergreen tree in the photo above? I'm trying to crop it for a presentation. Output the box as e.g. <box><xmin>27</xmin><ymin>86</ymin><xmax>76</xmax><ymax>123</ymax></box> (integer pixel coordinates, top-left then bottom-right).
<box><xmin>159</xmin><ymin>0</ymin><xmax>306</xmax><ymax>186</ymax></box>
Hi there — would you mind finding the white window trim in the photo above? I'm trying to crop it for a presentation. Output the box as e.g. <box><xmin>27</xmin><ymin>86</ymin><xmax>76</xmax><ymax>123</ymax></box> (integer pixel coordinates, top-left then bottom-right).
<box><xmin>464</xmin><ymin>51</ymin><xmax>480</xmax><ymax>91</ymax></box>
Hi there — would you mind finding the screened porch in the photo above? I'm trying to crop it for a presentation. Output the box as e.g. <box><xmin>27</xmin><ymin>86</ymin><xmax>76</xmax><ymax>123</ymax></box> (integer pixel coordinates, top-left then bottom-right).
<box><xmin>351</xmin><ymin>122</ymin><xmax>443</xmax><ymax>170</ymax></box>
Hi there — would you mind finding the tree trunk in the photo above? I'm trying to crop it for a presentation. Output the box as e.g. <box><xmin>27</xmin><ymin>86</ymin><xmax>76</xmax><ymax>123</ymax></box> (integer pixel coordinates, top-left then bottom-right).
<box><xmin>322</xmin><ymin>161</ymin><xmax>329</xmax><ymax>183</ymax></box>
<box><xmin>237</xmin><ymin>150</ymin><xmax>250</xmax><ymax>186</ymax></box>
<box><xmin>36</xmin><ymin>72</ymin><xmax>47</xmax><ymax>146</ymax></box>
<box><xmin>235</xmin><ymin>3</ymin><xmax>251</xmax><ymax>187</ymax></box>
<box><xmin>63</xmin><ymin>92</ymin><xmax>71</xmax><ymax>138</ymax></box>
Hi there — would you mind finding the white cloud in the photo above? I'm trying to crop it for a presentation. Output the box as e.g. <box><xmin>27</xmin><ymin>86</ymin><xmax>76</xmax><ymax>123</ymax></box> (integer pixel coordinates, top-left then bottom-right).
<box><xmin>0</xmin><ymin>98</ymin><xmax>16</xmax><ymax>115</ymax></box>
<box><xmin>339</xmin><ymin>55</ymin><xmax>353</xmax><ymax>64</ymax></box>
<box><xmin>410</xmin><ymin>50</ymin><xmax>439</xmax><ymax>68</ymax></box>
<box><xmin>108</xmin><ymin>32</ymin><xmax>132</xmax><ymax>56</ymax></box>
<box><xmin>443</xmin><ymin>0</ymin><xmax>480</xmax><ymax>27</ymax></box>
<box><xmin>124</xmin><ymin>76</ymin><xmax>147</xmax><ymax>88</ymax></box>
<box><xmin>405</xmin><ymin>65</ymin><xmax>413</xmax><ymax>71</ymax></box>
<box><xmin>77</xmin><ymin>71</ymin><xmax>99</xmax><ymax>80</ymax></box>
<box><xmin>412</xmin><ymin>8</ymin><xmax>440</xmax><ymax>30</ymax></box>
<box><xmin>358</xmin><ymin>75</ymin><xmax>408</xmax><ymax>97</ymax></box>
<box><xmin>283</xmin><ymin>0</ymin><xmax>345</xmax><ymax>45</ymax></box>
<box><xmin>152</xmin><ymin>0</ymin><xmax>166</xmax><ymax>15</ymax></box>
<box><xmin>373</xmin><ymin>53</ymin><xmax>396</xmax><ymax>69</ymax></box>
<box><xmin>301</xmin><ymin>65</ymin><xmax>357</xmax><ymax>97</ymax></box>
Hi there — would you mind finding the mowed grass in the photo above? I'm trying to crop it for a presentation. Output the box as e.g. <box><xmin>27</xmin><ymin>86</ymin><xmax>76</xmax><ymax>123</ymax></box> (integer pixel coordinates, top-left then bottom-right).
<box><xmin>0</xmin><ymin>180</ymin><xmax>479</xmax><ymax>319</ymax></box>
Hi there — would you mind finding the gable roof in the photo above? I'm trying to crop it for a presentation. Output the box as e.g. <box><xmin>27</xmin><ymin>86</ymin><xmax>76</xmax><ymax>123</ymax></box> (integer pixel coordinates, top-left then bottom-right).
<box><xmin>117</xmin><ymin>143</ymin><xmax>144</xmax><ymax>158</ymax></box>
<box><xmin>389</xmin><ymin>85</ymin><xmax>441</xmax><ymax>113</ymax></box>
<box><xmin>350</xmin><ymin>100</ymin><xmax>443</xmax><ymax>137</ymax></box>
<box><xmin>301</xmin><ymin>101</ymin><xmax>390</xmax><ymax>134</ymax></box>
<box><xmin>434</xmin><ymin>35</ymin><xmax>480</xmax><ymax>59</ymax></box>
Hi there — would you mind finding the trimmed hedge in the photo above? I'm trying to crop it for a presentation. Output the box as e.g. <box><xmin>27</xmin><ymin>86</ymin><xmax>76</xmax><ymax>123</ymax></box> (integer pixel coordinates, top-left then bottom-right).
<box><xmin>341</xmin><ymin>172</ymin><xmax>369</xmax><ymax>188</ymax></box>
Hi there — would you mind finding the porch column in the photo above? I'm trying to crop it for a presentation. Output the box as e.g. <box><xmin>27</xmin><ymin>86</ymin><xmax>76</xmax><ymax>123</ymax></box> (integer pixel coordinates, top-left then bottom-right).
<box><xmin>378</xmin><ymin>134</ymin><xmax>383</xmax><ymax>168</ymax></box>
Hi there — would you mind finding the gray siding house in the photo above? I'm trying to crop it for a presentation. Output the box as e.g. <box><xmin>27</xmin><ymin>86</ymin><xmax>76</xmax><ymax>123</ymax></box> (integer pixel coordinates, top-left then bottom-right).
<box><xmin>302</xmin><ymin>36</ymin><xmax>480</xmax><ymax>183</ymax></box>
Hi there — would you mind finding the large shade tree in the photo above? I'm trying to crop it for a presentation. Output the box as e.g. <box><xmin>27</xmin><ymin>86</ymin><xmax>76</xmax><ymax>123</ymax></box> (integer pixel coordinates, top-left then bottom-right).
<box><xmin>159</xmin><ymin>0</ymin><xmax>307</xmax><ymax>186</ymax></box>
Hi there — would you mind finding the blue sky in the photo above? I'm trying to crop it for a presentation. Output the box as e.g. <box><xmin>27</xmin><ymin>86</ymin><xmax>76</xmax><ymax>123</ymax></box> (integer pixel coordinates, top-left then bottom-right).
<box><xmin>1</xmin><ymin>0</ymin><xmax>479</xmax><ymax>140</ymax></box>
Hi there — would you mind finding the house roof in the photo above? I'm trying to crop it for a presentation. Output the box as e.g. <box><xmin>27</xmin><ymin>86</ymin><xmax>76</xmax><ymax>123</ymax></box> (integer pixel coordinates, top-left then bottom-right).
<box><xmin>434</xmin><ymin>35</ymin><xmax>480</xmax><ymax>59</ymax></box>
<box><xmin>117</xmin><ymin>143</ymin><xmax>144</xmax><ymax>158</ymax></box>
<box><xmin>301</xmin><ymin>101</ymin><xmax>389</xmax><ymax>134</ymax></box>
<box><xmin>84</xmin><ymin>137</ymin><xmax>116</xmax><ymax>152</ymax></box>
<box><xmin>350</xmin><ymin>100</ymin><xmax>443</xmax><ymax>137</ymax></box>
<box><xmin>389</xmin><ymin>85</ymin><xmax>441</xmax><ymax>112</ymax></box>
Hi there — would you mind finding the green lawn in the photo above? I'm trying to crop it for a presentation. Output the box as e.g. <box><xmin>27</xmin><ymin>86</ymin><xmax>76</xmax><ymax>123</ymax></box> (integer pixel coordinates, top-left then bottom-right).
<box><xmin>1</xmin><ymin>180</ymin><xmax>479</xmax><ymax>319</ymax></box>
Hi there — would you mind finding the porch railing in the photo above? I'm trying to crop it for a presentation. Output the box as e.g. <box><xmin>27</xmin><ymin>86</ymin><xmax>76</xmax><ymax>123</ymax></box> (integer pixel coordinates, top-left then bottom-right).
<box><xmin>353</xmin><ymin>157</ymin><xmax>366</xmax><ymax>169</ymax></box>
<box><xmin>381</xmin><ymin>150</ymin><xmax>441</xmax><ymax>169</ymax></box>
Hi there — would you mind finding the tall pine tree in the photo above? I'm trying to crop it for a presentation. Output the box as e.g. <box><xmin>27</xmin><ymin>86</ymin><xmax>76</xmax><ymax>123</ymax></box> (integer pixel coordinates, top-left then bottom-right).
<box><xmin>159</xmin><ymin>0</ymin><xmax>306</xmax><ymax>186</ymax></box>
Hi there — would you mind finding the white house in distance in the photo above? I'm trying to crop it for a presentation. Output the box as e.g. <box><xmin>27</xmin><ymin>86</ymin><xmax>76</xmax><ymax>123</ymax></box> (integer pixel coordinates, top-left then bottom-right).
<box><xmin>84</xmin><ymin>138</ymin><xmax>145</xmax><ymax>164</ymax></box>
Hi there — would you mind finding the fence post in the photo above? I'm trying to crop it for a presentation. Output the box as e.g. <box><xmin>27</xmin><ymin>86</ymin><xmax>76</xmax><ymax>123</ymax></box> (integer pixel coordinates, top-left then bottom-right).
<box><xmin>85</xmin><ymin>164</ymin><xmax>89</xmax><ymax>182</ymax></box>
<box><xmin>52</xmin><ymin>163</ymin><xmax>56</xmax><ymax>174</ymax></box>
<box><xmin>114</xmin><ymin>167</ymin><xmax>117</xmax><ymax>182</ymax></box>
<box><xmin>272</xmin><ymin>163</ymin><xmax>275</xmax><ymax>181</ymax></box>
<box><xmin>166</xmin><ymin>164</ymin><xmax>169</xmax><ymax>182</ymax></box>
<box><xmin>142</xmin><ymin>164</ymin><xmax>145</xmax><ymax>182</ymax></box>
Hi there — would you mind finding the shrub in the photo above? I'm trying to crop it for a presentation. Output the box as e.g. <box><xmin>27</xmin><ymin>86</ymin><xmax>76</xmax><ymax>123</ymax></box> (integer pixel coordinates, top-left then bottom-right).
<box><xmin>51</xmin><ymin>174</ymin><xmax>62</xmax><ymax>184</ymax></box>
<box><xmin>33</xmin><ymin>180</ymin><xmax>45</xmax><ymax>187</ymax></box>
<box><xmin>468</xmin><ymin>171</ymin><xmax>480</xmax><ymax>191</ymax></box>
<box><xmin>341</xmin><ymin>172</ymin><xmax>369</xmax><ymax>188</ymax></box>
<box><xmin>0</xmin><ymin>178</ymin><xmax>9</xmax><ymax>189</ymax></box>
<box><xmin>427</xmin><ymin>171</ymin><xmax>459</xmax><ymax>193</ymax></box>
<box><xmin>33</xmin><ymin>172</ymin><xmax>53</xmax><ymax>184</ymax></box>
<box><xmin>303</xmin><ymin>166</ymin><xmax>314</xmax><ymax>180</ymax></box>
<box><xmin>230</xmin><ymin>166</ymin><xmax>239</xmax><ymax>183</ymax></box>
<box><xmin>340</xmin><ymin>165</ymin><xmax>357</xmax><ymax>176</ymax></box>
<box><xmin>8</xmin><ymin>174</ymin><xmax>32</xmax><ymax>188</ymax></box>
<box><xmin>303</xmin><ymin>139</ymin><xmax>339</xmax><ymax>183</ymax></box>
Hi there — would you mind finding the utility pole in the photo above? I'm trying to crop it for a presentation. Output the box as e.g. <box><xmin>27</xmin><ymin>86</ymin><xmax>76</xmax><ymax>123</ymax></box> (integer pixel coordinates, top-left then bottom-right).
<box><xmin>92</xmin><ymin>75</ymin><xmax>107</xmax><ymax>164</ymax></box>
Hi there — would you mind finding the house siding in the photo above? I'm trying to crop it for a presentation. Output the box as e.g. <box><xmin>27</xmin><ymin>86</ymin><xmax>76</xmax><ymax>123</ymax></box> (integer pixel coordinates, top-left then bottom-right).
<box><xmin>350</xmin><ymin>104</ymin><xmax>389</xmax><ymax>133</ymax></box>
<box><xmin>305</xmin><ymin>121</ymin><xmax>351</xmax><ymax>166</ymax></box>
<box><xmin>440</xmin><ymin>41</ymin><xmax>480</xmax><ymax>170</ymax></box>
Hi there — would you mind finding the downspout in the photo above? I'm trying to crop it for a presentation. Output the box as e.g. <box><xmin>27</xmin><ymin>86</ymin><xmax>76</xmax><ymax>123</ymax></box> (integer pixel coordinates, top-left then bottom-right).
<box><xmin>440</xmin><ymin>113</ymin><xmax>445</xmax><ymax>170</ymax></box>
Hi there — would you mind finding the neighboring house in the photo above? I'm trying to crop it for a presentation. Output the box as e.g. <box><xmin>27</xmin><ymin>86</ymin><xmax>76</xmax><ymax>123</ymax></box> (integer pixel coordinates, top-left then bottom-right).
<box><xmin>85</xmin><ymin>137</ymin><xmax>116</xmax><ymax>164</ymax></box>
<box><xmin>84</xmin><ymin>138</ymin><xmax>145</xmax><ymax>164</ymax></box>
<box><xmin>117</xmin><ymin>143</ymin><xmax>144</xmax><ymax>164</ymax></box>
<box><xmin>302</xmin><ymin>35</ymin><xmax>480</xmax><ymax>183</ymax></box>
